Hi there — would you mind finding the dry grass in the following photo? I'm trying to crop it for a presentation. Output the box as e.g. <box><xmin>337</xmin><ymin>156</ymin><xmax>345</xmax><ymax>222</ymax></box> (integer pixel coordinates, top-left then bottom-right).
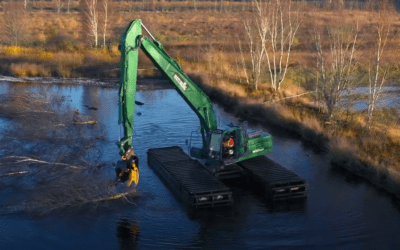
<box><xmin>388</xmin><ymin>125</ymin><xmax>400</xmax><ymax>144</ymax></box>
<box><xmin>330</xmin><ymin>137</ymin><xmax>358</xmax><ymax>166</ymax></box>
<box><xmin>0</xmin><ymin>45</ymin><xmax>119</xmax><ymax>77</ymax></box>
<box><xmin>10</xmin><ymin>62</ymin><xmax>51</xmax><ymax>77</ymax></box>
<box><xmin>84</xmin><ymin>49</ymin><xmax>119</xmax><ymax>64</ymax></box>
<box><xmin>54</xmin><ymin>51</ymin><xmax>84</xmax><ymax>66</ymax></box>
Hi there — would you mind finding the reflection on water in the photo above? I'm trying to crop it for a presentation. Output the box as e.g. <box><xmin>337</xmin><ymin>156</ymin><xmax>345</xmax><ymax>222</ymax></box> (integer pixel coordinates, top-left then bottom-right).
<box><xmin>117</xmin><ymin>218</ymin><xmax>140</xmax><ymax>250</ymax></box>
<box><xmin>0</xmin><ymin>81</ymin><xmax>400</xmax><ymax>249</ymax></box>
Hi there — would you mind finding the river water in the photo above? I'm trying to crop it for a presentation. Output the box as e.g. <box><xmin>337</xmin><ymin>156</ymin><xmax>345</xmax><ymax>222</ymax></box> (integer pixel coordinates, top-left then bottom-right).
<box><xmin>340</xmin><ymin>86</ymin><xmax>400</xmax><ymax>111</ymax></box>
<box><xmin>0</xmin><ymin>81</ymin><xmax>400</xmax><ymax>249</ymax></box>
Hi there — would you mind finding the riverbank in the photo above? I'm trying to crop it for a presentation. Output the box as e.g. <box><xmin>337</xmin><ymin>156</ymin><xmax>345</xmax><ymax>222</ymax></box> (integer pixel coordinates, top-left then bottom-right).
<box><xmin>0</xmin><ymin>75</ymin><xmax>172</xmax><ymax>91</ymax></box>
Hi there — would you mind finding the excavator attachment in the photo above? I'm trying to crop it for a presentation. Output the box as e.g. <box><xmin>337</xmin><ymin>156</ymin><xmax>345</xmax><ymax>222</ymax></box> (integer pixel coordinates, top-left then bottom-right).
<box><xmin>116</xmin><ymin>160</ymin><xmax>139</xmax><ymax>187</ymax></box>
<box><xmin>127</xmin><ymin>161</ymin><xmax>139</xmax><ymax>187</ymax></box>
<box><xmin>116</xmin><ymin>148</ymin><xmax>139</xmax><ymax>187</ymax></box>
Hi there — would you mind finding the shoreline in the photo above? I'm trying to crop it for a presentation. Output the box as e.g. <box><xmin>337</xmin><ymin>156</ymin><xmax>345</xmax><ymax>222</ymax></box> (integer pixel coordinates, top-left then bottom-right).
<box><xmin>0</xmin><ymin>75</ymin><xmax>173</xmax><ymax>91</ymax></box>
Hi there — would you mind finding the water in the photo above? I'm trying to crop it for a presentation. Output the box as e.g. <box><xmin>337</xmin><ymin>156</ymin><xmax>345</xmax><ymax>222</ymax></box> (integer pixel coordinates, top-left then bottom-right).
<box><xmin>340</xmin><ymin>86</ymin><xmax>400</xmax><ymax>111</ymax></box>
<box><xmin>1</xmin><ymin>81</ymin><xmax>400</xmax><ymax>249</ymax></box>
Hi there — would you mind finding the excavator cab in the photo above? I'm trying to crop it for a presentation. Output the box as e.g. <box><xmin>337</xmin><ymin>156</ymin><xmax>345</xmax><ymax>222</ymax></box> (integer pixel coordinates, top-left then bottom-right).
<box><xmin>201</xmin><ymin>127</ymin><xmax>249</xmax><ymax>166</ymax></box>
<box><xmin>207</xmin><ymin>130</ymin><xmax>223</xmax><ymax>164</ymax></box>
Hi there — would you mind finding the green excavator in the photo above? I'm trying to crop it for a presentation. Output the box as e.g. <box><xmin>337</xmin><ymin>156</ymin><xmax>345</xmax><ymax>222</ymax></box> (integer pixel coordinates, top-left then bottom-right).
<box><xmin>115</xmin><ymin>20</ymin><xmax>273</xmax><ymax>187</ymax></box>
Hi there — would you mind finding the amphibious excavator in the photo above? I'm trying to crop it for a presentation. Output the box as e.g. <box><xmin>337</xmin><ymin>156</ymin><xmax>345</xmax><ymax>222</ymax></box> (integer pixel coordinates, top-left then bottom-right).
<box><xmin>115</xmin><ymin>20</ymin><xmax>272</xmax><ymax>186</ymax></box>
<box><xmin>116</xmin><ymin>20</ymin><xmax>306</xmax><ymax>205</ymax></box>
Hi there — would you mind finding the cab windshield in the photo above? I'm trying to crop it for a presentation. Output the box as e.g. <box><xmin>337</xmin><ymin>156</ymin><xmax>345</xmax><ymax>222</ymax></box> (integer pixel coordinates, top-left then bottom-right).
<box><xmin>209</xmin><ymin>133</ymin><xmax>222</xmax><ymax>153</ymax></box>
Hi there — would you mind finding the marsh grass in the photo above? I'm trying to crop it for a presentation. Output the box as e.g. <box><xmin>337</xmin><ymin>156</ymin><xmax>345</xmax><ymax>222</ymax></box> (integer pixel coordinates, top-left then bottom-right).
<box><xmin>0</xmin><ymin>45</ymin><xmax>119</xmax><ymax>77</ymax></box>
<box><xmin>10</xmin><ymin>63</ymin><xmax>51</xmax><ymax>77</ymax></box>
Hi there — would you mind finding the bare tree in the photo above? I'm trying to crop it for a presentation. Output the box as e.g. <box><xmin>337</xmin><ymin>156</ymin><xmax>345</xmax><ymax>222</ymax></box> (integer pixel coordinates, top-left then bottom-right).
<box><xmin>67</xmin><ymin>0</ymin><xmax>72</xmax><ymax>13</ymax></box>
<box><xmin>100</xmin><ymin>0</ymin><xmax>114</xmax><ymax>48</ymax></box>
<box><xmin>239</xmin><ymin>0</ymin><xmax>299</xmax><ymax>91</ymax></box>
<box><xmin>56</xmin><ymin>0</ymin><xmax>63</xmax><ymax>13</ymax></box>
<box><xmin>262</xmin><ymin>0</ymin><xmax>300</xmax><ymax>91</ymax></box>
<box><xmin>367</xmin><ymin>9</ymin><xmax>392</xmax><ymax>130</ymax></box>
<box><xmin>313</xmin><ymin>24</ymin><xmax>359</xmax><ymax>118</ymax></box>
<box><xmin>3</xmin><ymin>2</ymin><xmax>26</xmax><ymax>46</ymax></box>
<box><xmin>239</xmin><ymin>4</ymin><xmax>268</xmax><ymax>90</ymax></box>
<box><xmin>82</xmin><ymin>0</ymin><xmax>99</xmax><ymax>48</ymax></box>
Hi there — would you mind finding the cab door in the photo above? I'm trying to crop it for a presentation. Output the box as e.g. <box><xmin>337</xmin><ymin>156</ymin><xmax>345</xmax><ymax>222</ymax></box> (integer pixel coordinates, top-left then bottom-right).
<box><xmin>208</xmin><ymin>130</ymin><xmax>223</xmax><ymax>165</ymax></box>
<box><xmin>235</xmin><ymin>128</ymin><xmax>249</xmax><ymax>158</ymax></box>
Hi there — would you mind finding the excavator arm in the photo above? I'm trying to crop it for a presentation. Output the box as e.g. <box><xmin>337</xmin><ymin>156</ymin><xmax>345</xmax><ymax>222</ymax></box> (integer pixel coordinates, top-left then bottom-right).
<box><xmin>118</xmin><ymin>20</ymin><xmax>218</xmax><ymax>158</ymax></box>
<box><xmin>117</xmin><ymin>20</ymin><xmax>141</xmax><ymax>155</ymax></box>
<box><xmin>116</xmin><ymin>20</ymin><xmax>219</xmax><ymax>186</ymax></box>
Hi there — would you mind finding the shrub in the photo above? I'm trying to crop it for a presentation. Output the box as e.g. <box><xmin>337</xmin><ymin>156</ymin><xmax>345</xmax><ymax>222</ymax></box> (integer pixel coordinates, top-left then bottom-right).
<box><xmin>4</xmin><ymin>46</ymin><xmax>24</xmax><ymax>56</ymax></box>
<box><xmin>37</xmin><ymin>51</ymin><xmax>55</xmax><ymax>61</ymax></box>
<box><xmin>10</xmin><ymin>63</ymin><xmax>51</xmax><ymax>77</ymax></box>
<box><xmin>55</xmin><ymin>62</ymin><xmax>71</xmax><ymax>78</ymax></box>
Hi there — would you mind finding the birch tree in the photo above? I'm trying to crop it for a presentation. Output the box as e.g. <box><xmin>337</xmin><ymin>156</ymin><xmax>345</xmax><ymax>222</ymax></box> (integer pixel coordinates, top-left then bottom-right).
<box><xmin>100</xmin><ymin>0</ymin><xmax>114</xmax><ymax>48</ymax></box>
<box><xmin>313</xmin><ymin>24</ymin><xmax>359</xmax><ymax>118</ymax></box>
<box><xmin>264</xmin><ymin>0</ymin><xmax>299</xmax><ymax>91</ymax></box>
<box><xmin>67</xmin><ymin>0</ymin><xmax>72</xmax><ymax>13</ymax></box>
<box><xmin>82</xmin><ymin>0</ymin><xmax>99</xmax><ymax>48</ymax></box>
<box><xmin>239</xmin><ymin>0</ymin><xmax>299</xmax><ymax>91</ymax></box>
<box><xmin>56</xmin><ymin>0</ymin><xmax>63</xmax><ymax>13</ymax></box>
<box><xmin>3</xmin><ymin>2</ymin><xmax>26</xmax><ymax>46</ymax></box>
<box><xmin>239</xmin><ymin>3</ymin><xmax>268</xmax><ymax>90</ymax></box>
<box><xmin>367</xmin><ymin>10</ymin><xmax>392</xmax><ymax>130</ymax></box>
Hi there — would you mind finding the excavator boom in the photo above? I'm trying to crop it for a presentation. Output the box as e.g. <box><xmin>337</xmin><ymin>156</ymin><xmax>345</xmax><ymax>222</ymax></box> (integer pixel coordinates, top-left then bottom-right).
<box><xmin>117</xmin><ymin>20</ymin><xmax>141</xmax><ymax>154</ymax></box>
<box><xmin>118</xmin><ymin>20</ymin><xmax>217</xmax><ymax>156</ymax></box>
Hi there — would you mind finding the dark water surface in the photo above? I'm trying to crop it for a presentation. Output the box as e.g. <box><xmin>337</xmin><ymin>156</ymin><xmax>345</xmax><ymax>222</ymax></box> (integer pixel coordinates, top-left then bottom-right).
<box><xmin>1</xmin><ymin>81</ymin><xmax>400</xmax><ymax>249</ymax></box>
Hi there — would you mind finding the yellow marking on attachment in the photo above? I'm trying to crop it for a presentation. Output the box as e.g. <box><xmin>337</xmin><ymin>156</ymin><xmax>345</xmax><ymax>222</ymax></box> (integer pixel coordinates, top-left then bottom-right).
<box><xmin>126</xmin><ymin>162</ymin><xmax>139</xmax><ymax>187</ymax></box>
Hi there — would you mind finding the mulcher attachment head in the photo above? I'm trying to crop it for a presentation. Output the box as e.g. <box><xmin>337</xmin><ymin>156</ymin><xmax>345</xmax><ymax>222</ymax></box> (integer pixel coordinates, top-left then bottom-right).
<box><xmin>116</xmin><ymin>153</ymin><xmax>139</xmax><ymax>187</ymax></box>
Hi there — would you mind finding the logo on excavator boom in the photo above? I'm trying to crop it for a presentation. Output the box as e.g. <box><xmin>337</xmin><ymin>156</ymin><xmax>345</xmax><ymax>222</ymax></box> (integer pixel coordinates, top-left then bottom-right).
<box><xmin>174</xmin><ymin>74</ymin><xmax>188</xmax><ymax>91</ymax></box>
<box><xmin>252</xmin><ymin>148</ymin><xmax>264</xmax><ymax>153</ymax></box>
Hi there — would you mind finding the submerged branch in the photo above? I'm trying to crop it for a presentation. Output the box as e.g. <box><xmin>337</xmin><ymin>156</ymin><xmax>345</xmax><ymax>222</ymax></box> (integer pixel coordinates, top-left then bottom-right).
<box><xmin>0</xmin><ymin>156</ymin><xmax>85</xmax><ymax>169</ymax></box>
<box><xmin>0</xmin><ymin>171</ymin><xmax>30</xmax><ymax>178</ymax></box>
<box><xmin>74</xmin><ymin>120</ymin><xmax>98</xmax><ymax>125</ymax></box>
<box><xmin>42</xmin><ymin>191</ymin><xmax>137</xmax><ymax>214</ymax></box>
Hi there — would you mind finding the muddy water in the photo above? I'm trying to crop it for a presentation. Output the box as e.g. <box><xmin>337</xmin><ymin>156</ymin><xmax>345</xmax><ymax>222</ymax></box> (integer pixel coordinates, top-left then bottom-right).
<box><xmin>1</xmin><ymin>81</ymin><xmax>400</xmax><ymax>249</ymax></box>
